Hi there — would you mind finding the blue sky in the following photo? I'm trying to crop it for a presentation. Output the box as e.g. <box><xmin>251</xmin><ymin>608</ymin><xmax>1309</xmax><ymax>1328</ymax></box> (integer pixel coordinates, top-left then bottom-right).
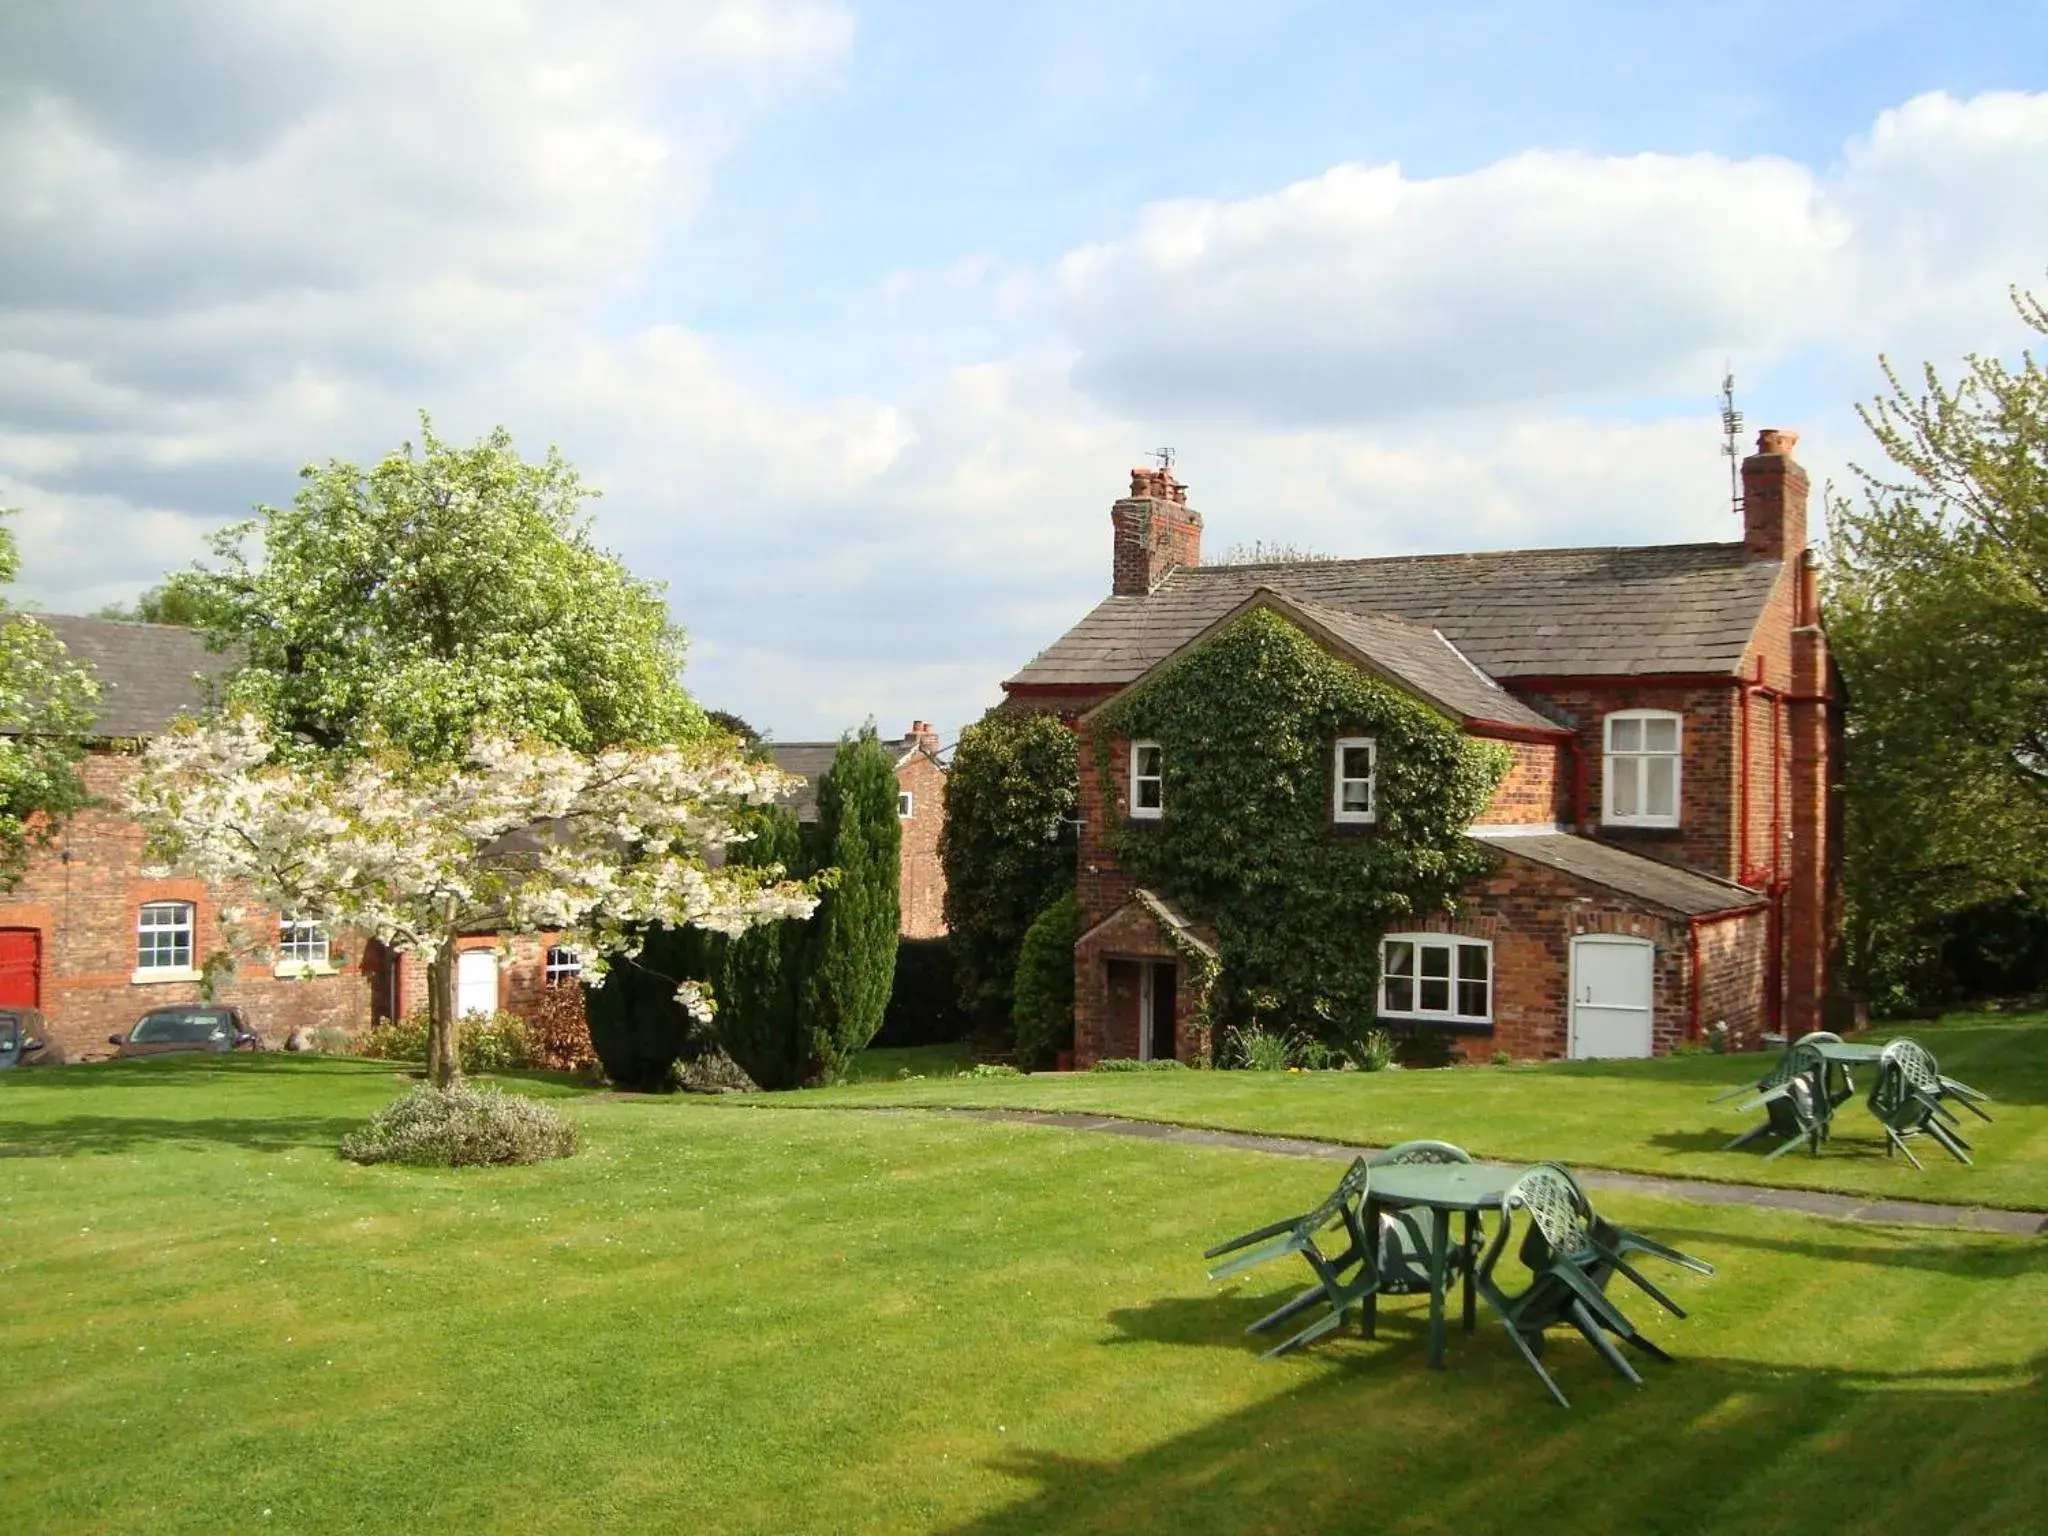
<box><xmin>4</xmin><ymin>1</ymin><xmax>2046</xmax><ymax>743</ymax></box>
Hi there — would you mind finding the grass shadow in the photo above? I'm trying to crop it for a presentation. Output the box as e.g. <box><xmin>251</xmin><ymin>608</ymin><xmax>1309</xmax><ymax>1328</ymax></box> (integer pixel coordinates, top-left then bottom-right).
<box><xmin>0</xmin><ymin>1113</ymin><xmax>362</xmax><ymax>1156</ymax></box>
<box><xmin>937</xmin><ymin>1333</ymin><xmax>2048</xmax><ymax>1535</ymax></box>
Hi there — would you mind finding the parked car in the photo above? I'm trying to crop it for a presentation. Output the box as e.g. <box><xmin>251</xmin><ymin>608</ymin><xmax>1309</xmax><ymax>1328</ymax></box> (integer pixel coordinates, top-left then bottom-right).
<box><xmin>0</xmin><ymin>1009</ymin><xmax>60</xmax><ymax>1068</ymax></box>
<box><xmin>110</xmin><ymin>1005</ymin><xmax>263</xmax><ymax>1059</ymax></box>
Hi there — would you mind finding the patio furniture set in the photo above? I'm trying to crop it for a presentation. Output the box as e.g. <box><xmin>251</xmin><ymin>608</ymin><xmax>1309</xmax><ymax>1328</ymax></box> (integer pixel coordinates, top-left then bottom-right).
<box><xmin>1716</xmin><ymin>1031</ymin><xmax>1993</xmax><ymax>1167</ymax></box>
<box><xmin>1202</xmin><ymin>1032</ymin><xmax>1997</xmax><ymax>1408</ymax></box>
<box><xmin>1203</xmin><ymin>1140</ymin><xmax>1713</xmax><ymax>1409</ymax></box>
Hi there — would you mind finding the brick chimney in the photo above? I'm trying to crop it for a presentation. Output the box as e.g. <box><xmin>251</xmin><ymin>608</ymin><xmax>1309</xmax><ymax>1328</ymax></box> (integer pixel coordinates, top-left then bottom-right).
<box><xmin>1111</xmin><ymin>466</ymin><xmax>1202</xmax><ymax>595</ymax></box>
<box><xmin>904</xmin><ymin>720</ymin><xmax>941</xmax><ymax>755</ymax></box>
<box><xmin>1741</xmin><ymin>428</ymin><xmax>1808</xmax><ymax>562</ymax></box>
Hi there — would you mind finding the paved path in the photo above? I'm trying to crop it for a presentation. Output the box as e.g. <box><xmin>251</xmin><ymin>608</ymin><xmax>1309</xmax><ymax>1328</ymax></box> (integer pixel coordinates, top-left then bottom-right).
<box><xmin>924</xmin><ymin>1106</ymin><xmax>2048</xmax><ymax>1236</ymax></box>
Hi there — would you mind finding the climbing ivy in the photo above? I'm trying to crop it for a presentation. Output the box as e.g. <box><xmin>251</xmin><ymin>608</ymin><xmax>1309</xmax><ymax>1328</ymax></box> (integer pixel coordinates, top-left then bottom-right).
<box><xmin>1091</xmin><ymin>608</ymin><xmax>1509</xmax><ymax>1042</ymax></box>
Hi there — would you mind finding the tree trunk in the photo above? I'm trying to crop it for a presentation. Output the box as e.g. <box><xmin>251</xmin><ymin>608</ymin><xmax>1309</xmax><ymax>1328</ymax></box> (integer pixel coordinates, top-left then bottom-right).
<box><xmin>426</xmin><ymin>940</ymin><xmax>463</xmax><ymax>1089</ymax></box>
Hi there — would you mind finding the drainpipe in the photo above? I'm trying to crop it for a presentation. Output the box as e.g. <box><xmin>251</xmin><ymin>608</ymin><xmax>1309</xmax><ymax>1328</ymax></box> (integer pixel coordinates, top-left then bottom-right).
<box><xmin>1687</xmin><ymin>915</ymin><xmax>1705</xmax><ymax>1040</ymax></box>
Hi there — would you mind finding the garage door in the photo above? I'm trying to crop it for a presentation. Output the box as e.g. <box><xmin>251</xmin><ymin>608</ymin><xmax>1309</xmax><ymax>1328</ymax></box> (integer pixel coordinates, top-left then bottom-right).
<box><xmin>0</xmin><ymin>929</ymin><xmax>39</xmax><ymax>1009</ymax></box>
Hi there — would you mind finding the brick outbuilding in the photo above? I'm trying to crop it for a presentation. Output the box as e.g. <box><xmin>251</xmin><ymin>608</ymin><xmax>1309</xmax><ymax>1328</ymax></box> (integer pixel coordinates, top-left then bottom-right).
<box><xmin>1003</xmin><ymin>438</ymin><xmax>1840</xmax><ymax>1063</ymax></box>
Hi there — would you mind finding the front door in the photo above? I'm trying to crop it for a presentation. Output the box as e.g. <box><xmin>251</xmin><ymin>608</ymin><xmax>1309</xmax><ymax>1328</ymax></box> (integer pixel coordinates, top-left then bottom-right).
<box><xmin>0</xmin><ymin>930</ymin><xmax>39</xmax><ymax>1009</ymax></box>
<box><xmin>1139</xmin><ymin>961</ymin><xmax>1177</xmax><ymax>1062</ymax></box>
<box><xmin>1569</xmin><ymin>936</ymin><xmax>1655</xmax><ymax>1058</ymax></box>
<box><xmin>456</xmin><ymin>949</ymin><xmax>499</xmax><ymax>1018</ymax></box>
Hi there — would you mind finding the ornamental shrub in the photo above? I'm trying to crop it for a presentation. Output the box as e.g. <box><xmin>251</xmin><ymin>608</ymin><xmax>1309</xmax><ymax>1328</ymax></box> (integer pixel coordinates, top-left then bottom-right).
<box><xmin>1224</xmin><ymin>1022</ymin><xmax>1300</xmax><ymax>1071</ymax></box>
<box><xmin>1349</xmin><ymin>1028</ymin><xmax>1394</xmax><ymax>1072</ymax></box>
<box><xmin>940</xmin><ymin>709</ymin><xmax>1079</xmax><ymax>1036</ymax></box>
<box><xmin>361</xmin><ymin>1009</ymin><xmax>536</xmax><ymax>1074</ymax></box>
<box><xmin>1090</xmin><ymin>1056</ymin><xmax>1189</xmax><ymax>1072</ymax></box>
<box><xmin>340</xmin><ymin>1083</ymin><xmax>578</xmax><ymax>1167</ymax></box>
<box><xmin>1091</xmin><ymin>608</ymin><xmax>1508</xmax><ymax>1047</ymax></box>
<box><xmin>527</xmin><ymin>983</ymin><xmax>597</xmax><ymax>1072</ymax></box>
<box><xmin>697</xmin><ymin>801</ymin><xmax>808</xmax><ymax>1088</ymax></box>
<box><xmin>1010</xmin><ymin>891</ymin><xmax>1078</xmax><ymax>1067</ymax></box>
<box><xmin>800</xmin><ymin>729</ymin><xmax>902</xmax><ymax>1082</ymax></box>
<box><xmin>670</xmin><ymin>1046</ymin><xmax>760</xmax><ymax>1094</ymax></box>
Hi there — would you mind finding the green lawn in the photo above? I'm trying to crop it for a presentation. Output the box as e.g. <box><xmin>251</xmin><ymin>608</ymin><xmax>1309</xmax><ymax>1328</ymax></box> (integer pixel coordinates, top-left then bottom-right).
<box><xmin>840</xmin><ymin>1040</ymin><xmax>974</xmax><ymax>1082</ymax></box>
<box><xmin>809</xmin><ymin>1012</ymin><xmax>2048</xmax><ymax>1210</ymax></box>
<box><xmin>2</xmin><ymin>1056</ymin><xmax>2045</xmax><ymax>1533</ymax></box>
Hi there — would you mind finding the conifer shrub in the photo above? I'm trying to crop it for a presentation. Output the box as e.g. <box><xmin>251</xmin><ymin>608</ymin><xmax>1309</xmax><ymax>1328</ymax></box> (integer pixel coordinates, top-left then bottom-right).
<box><xmin>340</xmin><ymin>1084</ymin><xmax>578</xmax><ymax>1166</ymax></box>
<box><xmin>1010</xmin><ymin>891</ymin><xmax>1078</xmax><ymax>1067</ymax></box>
<box><xmin>800</xmin><ymin>729</ymin><xmax>902</xmax><ymax>1082</ymax></box>
<box><xmin>360</xmin><ymin>1009</ymin><xmax>535</xmax><ymax>1073</ymax></box>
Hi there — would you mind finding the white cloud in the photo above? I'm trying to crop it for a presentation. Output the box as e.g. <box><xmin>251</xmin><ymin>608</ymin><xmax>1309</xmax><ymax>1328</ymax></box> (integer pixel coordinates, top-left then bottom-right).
<box><xmin>5</xmin><ymin>53</ymin><xmax>2047</xmax><ymax>744</ymax></box>
<box><xmin>1058</xmin><ymin>90</ymin><xmax>2048</xmax><ymax>425</ymax></box>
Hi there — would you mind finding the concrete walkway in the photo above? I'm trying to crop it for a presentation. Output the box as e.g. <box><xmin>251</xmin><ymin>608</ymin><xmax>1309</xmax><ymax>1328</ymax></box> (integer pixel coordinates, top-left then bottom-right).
<box><xmin>930</xmin><ymin>1106</ymin><xmax>2048</xmax><ymax>1236</ymax></box>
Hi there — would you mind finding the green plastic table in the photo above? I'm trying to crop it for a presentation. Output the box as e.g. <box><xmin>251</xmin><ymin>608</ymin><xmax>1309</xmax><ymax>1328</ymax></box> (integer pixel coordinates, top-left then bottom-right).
<box><xmin>1361</xmin><ymin>1164</ymin><xmax>1511</xmax><ymax>1369</ymax></box>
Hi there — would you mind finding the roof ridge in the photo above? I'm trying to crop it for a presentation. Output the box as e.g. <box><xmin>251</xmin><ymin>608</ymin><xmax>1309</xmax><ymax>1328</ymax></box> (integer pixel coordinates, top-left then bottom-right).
<box><xmin>1172</xmin><ymin>539</ymin><xmax>1753</xmax><ymax>578</ymax></box>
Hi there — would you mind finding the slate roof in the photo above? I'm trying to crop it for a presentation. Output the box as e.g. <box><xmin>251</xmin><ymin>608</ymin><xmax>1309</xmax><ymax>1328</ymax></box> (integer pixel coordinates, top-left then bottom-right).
<box><xmin>1472</xmin><ymin>830</ymin><xmax>1762</xmax><ymax>917</ymax></box>
<box><xmin>9</xmin><ymin>615</ymin><xmax>235</xmax><ymax>739</ymax></box>
<box><xmin>1008</xmin><ymin>542</ymin><xmax>1780</xmax><ymax>692</ymax></box>
<box><xmin>764</xmin><ymin>743</ymin><xmax>844</xmax><ymax>823</ymax></box>
<box><xmin>764</xmin><ymin>739</ymin><xmax>938</xmax><ymax>823</ymax></box>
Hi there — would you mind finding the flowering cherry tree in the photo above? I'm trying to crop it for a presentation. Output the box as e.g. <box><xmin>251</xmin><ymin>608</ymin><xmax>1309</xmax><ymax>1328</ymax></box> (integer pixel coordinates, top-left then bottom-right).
<box><xmin>127</xmin><ymin>715</ymin><xmax>819</xmax><ymax>1088</ymax></box>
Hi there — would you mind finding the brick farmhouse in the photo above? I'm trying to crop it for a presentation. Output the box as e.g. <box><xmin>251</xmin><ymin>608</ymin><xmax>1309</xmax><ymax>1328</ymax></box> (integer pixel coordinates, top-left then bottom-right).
<box><xmin>1002</xmin><ymin>431</ymin><xmax>1841</xmax><ymax>1065</ymax></box>
<box><xmin>766</xmin><ymin>724</ymin><xmax>949</xmax><ymax>939</ymax></box>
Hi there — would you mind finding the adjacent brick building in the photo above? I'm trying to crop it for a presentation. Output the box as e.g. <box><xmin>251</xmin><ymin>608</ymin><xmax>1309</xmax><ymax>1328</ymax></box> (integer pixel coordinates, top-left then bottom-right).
<box><xmin>1004</xmin><ymin>435</ymin><xmax>1840</xmax><ymax>1063</ymax></box>
<box><xmin>0</xmin><ymin>617</ymin><xmax>375</xmax><ymax>1059</ymax></box>
<box><xmin>767</xmin><ymin>724</ymin><xmax>950</xmax><ymax>938</ymax></box>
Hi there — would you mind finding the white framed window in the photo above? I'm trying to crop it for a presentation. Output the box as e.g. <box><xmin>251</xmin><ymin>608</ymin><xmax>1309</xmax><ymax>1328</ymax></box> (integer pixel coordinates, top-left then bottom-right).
<box><xmin>1380</xmin><ymin>935</ymin><xmax>1492</xmax><ymax>1023</ymax></box>
<box><xmin>1604</xmin><ymin>710</ymin><xmax>1683</xmax><ymax>827</ymax></box>
<box><xmin>137</xmin><ymin>901</ymin><xmax>195</xmax><ymax>972</ymax></box>
<box><xmin>898</xmin><ymin>790</ymin><xmax>914</xmax><ymax>819</ymax></box>
<box><xmin>1129</xmin><ymin>740</ymin><xmax>1163</xmax><ymax>820</ymax></box>
<box><xmin>1333</xmin><ymin>736</ymin><xmax>1376</xmax><ymax>824</ymax></box>
<box><xmin>545</xmin><ymin>945</ymin><xmax>584</xmax><ymax>985</ymax></box>
<box><xmin>277</xmin><ymin>918</ymin><xmax>331</xmax><ymax>968</ymax></box>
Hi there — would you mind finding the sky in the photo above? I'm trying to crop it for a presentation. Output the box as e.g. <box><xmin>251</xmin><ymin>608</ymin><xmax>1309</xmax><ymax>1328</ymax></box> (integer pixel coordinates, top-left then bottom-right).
<box><xmin>4</xmin><ymin>0</ymin><xmax>2047</xmax><ymax>746</ymax></box>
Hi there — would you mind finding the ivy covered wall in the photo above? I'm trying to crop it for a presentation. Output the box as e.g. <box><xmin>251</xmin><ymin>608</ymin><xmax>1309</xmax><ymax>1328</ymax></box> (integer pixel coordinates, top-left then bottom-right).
<box><xmin>1088</xmin><ymin>608</ymin><xmax>1510</xmax><ymax>1040</ymax></box>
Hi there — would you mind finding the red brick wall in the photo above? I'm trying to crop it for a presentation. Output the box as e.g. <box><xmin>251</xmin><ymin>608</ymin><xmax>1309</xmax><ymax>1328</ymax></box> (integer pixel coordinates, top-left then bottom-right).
<box><xmin>1514</xmin><ymin>683</ymin><xmax>1741</xmax><ymax>876</ymax></box>
<box><xmin>895</xmin><ymin>750</ymin><xmax>948</xmax><ymax>938</ymax></box>
<box><xmin>1074</xmin><ymin>729</ymin><xmax>1138</xmax><ymax>933</ymax></box>
<box><xmin>388</xmin><ymin>932</ymin><xmax>564</xmax><ymax>1025</ymax></box>
<box><xmin>1477</xmin><ymin>737</ymin><xmax>1568</xmax><ymax>825</ymax></box>
<box><xmin>1694</xmin><ymin>908</ymin><xmax>1770</xmax><ymax>1048</ymax></box>
<box><xmin>0</xmin><ymin>753</ymin><xmax>373</xmax><ymax>1060</ymax></box>
<box><xmin>1110</xmin><ymin>470</ymin><xmax>1203</xmax><ymax>596</ymax></box>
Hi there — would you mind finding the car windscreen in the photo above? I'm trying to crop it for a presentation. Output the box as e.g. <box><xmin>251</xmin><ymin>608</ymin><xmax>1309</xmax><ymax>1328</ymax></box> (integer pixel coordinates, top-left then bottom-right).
<box><xmin>130</xmin><ymin>1009</ymin><xmax>234</xmax><ymax>1044</ymax></box>
<box><xmin>0</xmin><ymin>1016</ymin><xmax>18</xmax><ymax>1048</ymax></box>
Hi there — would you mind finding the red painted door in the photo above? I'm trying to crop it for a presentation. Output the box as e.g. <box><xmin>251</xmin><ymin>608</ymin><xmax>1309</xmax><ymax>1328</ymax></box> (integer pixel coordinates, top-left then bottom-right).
<box><xmin>0</xmin><ymin>929</ymin><xmax>40</xmax><ymax>1008</ymax></box>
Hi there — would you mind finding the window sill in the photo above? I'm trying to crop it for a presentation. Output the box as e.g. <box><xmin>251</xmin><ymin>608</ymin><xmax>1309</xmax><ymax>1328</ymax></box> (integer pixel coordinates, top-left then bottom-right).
<box><xmin>1375</xmin><ymin>1015</ymin><xmax>1495</xmax><ymax>1035</ymax></box>
<box><xmin>273</xmin><ymin>961</ymin><xmax>339</xmax><ymax>979</ymax></box>
<box><xmin>130</xmin><ymin>967</ymin><xmax>203</xmax><ymax>986</ymax></box>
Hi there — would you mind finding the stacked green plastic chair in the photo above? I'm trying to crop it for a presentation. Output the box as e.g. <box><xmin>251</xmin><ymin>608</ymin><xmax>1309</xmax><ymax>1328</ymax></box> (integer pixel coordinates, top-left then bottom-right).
<box><xmin>1723</xmin><ymin>1036</ymin><xmax>1834</xmax><ymax>1158</ymax></box>
<box><xmin>1368</xmin><ymin>1139</ymin><xmax>1478</xmax><ymax>1296</ymax></box>
<box><xmin>1867</xmin><ymin>1038</ymin><xmax>1993</xmax><ymax>1168</ymax></box>
<box><xmin>1473</xmin><ymin>1163</ymin><xmax>1712</xmax><ymax>1409</ymax></box>
<box><xmin>1204</xmin><ymin>1158</ymin><xmax>1377</xmax><ymax>1359</ymax></box>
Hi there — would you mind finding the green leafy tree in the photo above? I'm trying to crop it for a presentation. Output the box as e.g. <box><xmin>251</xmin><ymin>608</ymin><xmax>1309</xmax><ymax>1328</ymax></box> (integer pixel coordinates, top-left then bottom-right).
<box><xmin>800</xmin><ymin>728</ymin><xmax>901</xmax><ymax>1082</ymax></box>
<box><xmin>1092</xmin><ymin>608</ymin><xmax>1507</xmax><ymax>1039</ymax></box>
<box><xmin>94</xmin><ymin>577</ymin><xmax>206</xmax><ymax>627</ymax></box>
<box><xmin>0</xmin><ymin>513</ymin><xmax>99</xmax><ymax>889</ymax></box>
<box><xmin>1828</xmin><ymin>279</ymin><xmax>2048</xmax><ymax>1006</ymax></box>
<box><xmin>1010</xmin><ymin>890</ymin><xmax>1078</xmax><ymax>1067</ymax></box>
<box><xmin>176</xmin><ymin>417</ymin><xmax>703</xmax><ymax>762</ymax></box>
<box><xmin>939</xmin><ymin>709</ymin><xmax>1079</xmax><ymax>1036</ymax></box>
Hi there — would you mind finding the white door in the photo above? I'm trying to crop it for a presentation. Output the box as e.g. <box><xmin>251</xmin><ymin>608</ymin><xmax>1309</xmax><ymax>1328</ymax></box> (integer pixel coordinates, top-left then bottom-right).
<box><xmin>456</xmin><ymin>950</ymin><xmax>499</xmax><ymax>1018</ymax></box>
<box><xmin>1138</xmin><ymin>964</ymin><xmax>1156</xmax><ymax>1062</ymax></box>
<box><xmin>1569</xmin><ymin>936</ymin><xmax>1655</xmax><ymax>1058</ymax></box>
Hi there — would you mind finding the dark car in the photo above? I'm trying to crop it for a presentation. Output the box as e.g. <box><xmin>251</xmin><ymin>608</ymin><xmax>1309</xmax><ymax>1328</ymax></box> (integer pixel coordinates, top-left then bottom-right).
<box><xmin>110</xmin><ymin>1005</ymin><xmax>264</xmax><ymax>1059</ymax></box>
<box><xmin>0</xmin><ymin>1009</ymin><xmax>60</xmax><ymax>1069</ymax></box>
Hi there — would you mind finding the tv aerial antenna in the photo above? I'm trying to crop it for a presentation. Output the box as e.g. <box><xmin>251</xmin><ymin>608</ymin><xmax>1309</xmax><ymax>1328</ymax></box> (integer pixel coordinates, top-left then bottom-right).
<box><xmin>1719</xmin><ymin>367</ymin><xmax>1744</xmax><ymax>517</ymax></box>
<box><xmin>1148</xmin><ymin>446</ymin><xmax>1176</xmax><ymax>472</ymax></box>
